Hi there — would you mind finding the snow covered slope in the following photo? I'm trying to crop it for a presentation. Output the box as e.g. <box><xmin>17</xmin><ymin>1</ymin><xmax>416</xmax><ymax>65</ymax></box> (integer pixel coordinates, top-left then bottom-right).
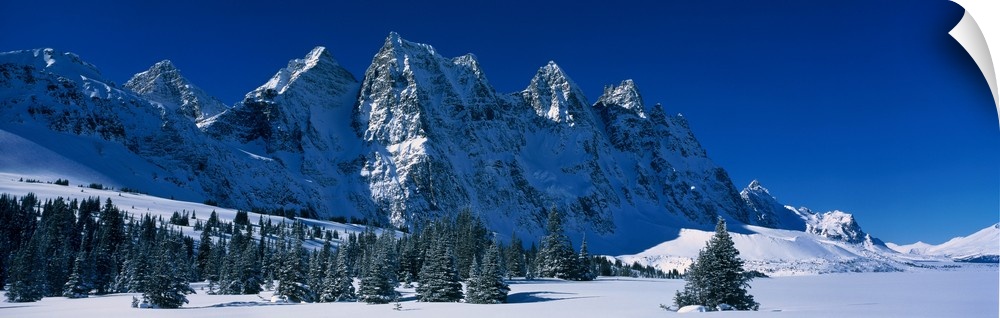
<box><xmin>739</xmin><ymin>180</ymin><xmax>878</xmax><ymax>245</ymax></box>
<box><xmin>889</xmin><ymin>224</ymin><xmax>1000</xmax><ymax>262</ymax></box>
<box><xmin>617</xmin><ymin>224</ymin><xmax>900</xmax><ymax>276</ymax></box>
<box><xmin>886</xmin><ymin>241</ymin><xmax>934</xmax><ymax>254</ymax></box>
<box><xmin>615</xmin><ymin>180</ymin><xmax>903</xmax><ymax>275</ymax></box>
<box><xmin>0</xmin><ymin>173</ymin><xmax>388</xmax><ymax>250</ymax></box>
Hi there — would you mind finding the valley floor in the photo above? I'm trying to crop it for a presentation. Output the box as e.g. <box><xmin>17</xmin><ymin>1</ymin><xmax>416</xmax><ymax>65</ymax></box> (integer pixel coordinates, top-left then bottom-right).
<box><xmin>2</xmin><ymin>264</ymin><xmax>996</xmax><ymax>317</ymax></box>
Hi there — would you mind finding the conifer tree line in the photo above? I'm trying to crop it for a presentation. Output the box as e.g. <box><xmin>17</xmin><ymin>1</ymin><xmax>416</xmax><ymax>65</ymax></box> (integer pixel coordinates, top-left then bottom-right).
<box><xmin>1</xmin><ymin>192</ymin><xmax>670</xmax><ymax>308</ymax></box>
<box><xmin>0</xmin><ymin>193</ymin><xmax>194</xmax><ymax>308</ymax></box>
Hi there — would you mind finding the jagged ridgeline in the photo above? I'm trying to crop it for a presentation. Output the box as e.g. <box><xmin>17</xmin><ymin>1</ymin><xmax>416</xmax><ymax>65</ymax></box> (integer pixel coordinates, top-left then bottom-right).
<box><xmin>1</xmin><ymin>34</ymin><xmax>793</xmax><ymax>253</ymax></box>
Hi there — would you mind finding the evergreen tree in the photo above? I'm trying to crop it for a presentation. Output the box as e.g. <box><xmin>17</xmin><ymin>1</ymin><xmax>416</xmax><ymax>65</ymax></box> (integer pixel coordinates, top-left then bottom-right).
<box><xmin>276</xmin><ymin>224</ymin><xmax>311</xmax><ymax>302</ymax></box>
<box><xmin>119</xmin><ymin>216</ymin><xmax>156</xmax><ymax>293</ymax></box>
<box><xmin>504</xmin><ymin>232</ymin><xmax>526</xmax><ymax>278</ymax></box>
<box><xmin>195</xmin><ymin>229</ymin><xmax>213</xmax><ymax>281</ymax></box>
<box><xmin>674</xmin><ymin>218</ymin><xmax>759</xmax><ymax>311</ymax></box>
<box><xmin>5</xmin><ymin>230</ymin><xmax>45</xmax><ymax>302</ymax></box>
<box><xmin>218</xmin><ymin>229</ymin><xmax>263</xmax><ymax>295</ymax></box>
<box><xmin>93</xmin><ymin>199</ymin><xmax>124</xmax><ymax>294</ymax></box>
<box><xmin>575</xmin><ymin>235</ymin><xmax>596</xmax><ymax>281</ymax></box>
<box><xmin>466</xmin><ymin>241</ymin><xmax>510</xmax><ymax>304</ymax></box>
<box><xmin>62</xmin><ymin>249</ymin><xmax>91</xmax><ymax>298</ymax></box>
<box><xmin>539</xmin><ymin>207</ymin><xmax>577</xmax><ymax>279</ymax></box>
<box><xmin>319</xmin><ymin>248</ymin><xmax>356</xmax><ymax>302</ymax></box>
<box><xmin>306</xmin><ymin>251</ymin><xmax>326</xmax><ymax>298</ymax></box>
<box><xmin>40</xmin><ymin>198</ymin><xmax>77</xmax><ymax>296</ymax></box>
<box><xmin>416</xmin><ymin>230</ymin><xmax>463</xmax><ymax>302</ymax></box>
<box><xmin>0</xmin><ymin>194</ymin><xmax>38</xmax><ymax>290</ymax></box>
<box><xmin>397</xmin><ymin>234</ymin><xmax>422</xmax><ymax>285</ymax></box>
<box><xmin>358</xmin><ymin>244</ymin><xmax>397</xmax><ymax>304</ymax></box>
<box><xmin>524</xmin><ymin>242</ymin><xmax>538</xmax><ymax>280</ymax></box>
<box><xmin>318</xmin><ymin>252</ymin><xmax>340</xmax><ymax>303</ymax></box>
<box><xmin>205</xmin><ymin>237</ymin><xmax>227</xmax><ymax>291</ymax></box>
<box><xmin>142</xmin><ymin>232</ymin><xmax>195</xmax><ymax>308</ymax></box>
<box><xmin>453</xmin><ymin>209</ymin><xmax>490</xmax><ymax>279</ymax></box>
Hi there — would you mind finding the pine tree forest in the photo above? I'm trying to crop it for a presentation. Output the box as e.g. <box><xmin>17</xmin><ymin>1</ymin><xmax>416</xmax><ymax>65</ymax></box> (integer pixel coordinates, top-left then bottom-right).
<box><xmin>0</xmin><ymin>192</ymin><xmax>672</xmax><ymax>309</ymax></box>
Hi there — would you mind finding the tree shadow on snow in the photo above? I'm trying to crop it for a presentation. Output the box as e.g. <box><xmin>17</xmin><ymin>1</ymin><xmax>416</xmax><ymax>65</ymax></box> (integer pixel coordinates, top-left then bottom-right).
<box><xmin>397</xmin><ymin>294</ymin><xmax>418</xmax><ymax>302</ymax></box>
<box><xmin>506</xmin><ymin>291</ymin><xmax>596</xmax><ymax>304</ymax></box>
<box><xmin>188</xmin><ymin>301</ymin><xmax>296</xmax><ymax>309</ymax></box>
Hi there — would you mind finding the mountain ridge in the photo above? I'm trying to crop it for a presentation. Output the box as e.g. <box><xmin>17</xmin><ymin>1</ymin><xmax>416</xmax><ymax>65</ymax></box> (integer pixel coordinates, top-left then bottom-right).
<box><xmin>0</xmin><ymin>34</ymin><xmax>893</xmax><ymax>255</ymax></box>
<box><xmin>888</xmin><ymin>223</ymin><xmax>999</xmax><ymax>262</ymax></box>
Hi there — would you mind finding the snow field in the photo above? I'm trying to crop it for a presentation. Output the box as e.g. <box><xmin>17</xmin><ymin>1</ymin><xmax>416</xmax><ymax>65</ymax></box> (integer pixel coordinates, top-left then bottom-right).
<box><xmin>1</xmin><ymin>268</ymin><xmax>996</xmax><ymax>317</ymax></box>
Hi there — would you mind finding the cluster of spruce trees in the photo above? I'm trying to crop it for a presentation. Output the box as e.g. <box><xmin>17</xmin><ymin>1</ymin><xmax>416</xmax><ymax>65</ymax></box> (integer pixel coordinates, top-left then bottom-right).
<box><xmin>1</xmin><ymin>192</ymin><xmax>669</xmax><ymax>309</ymax></box>
<box><xmin>0</xmin><ymin>193</ymin><xmax>194</xmax><ymax>307</ymax></box>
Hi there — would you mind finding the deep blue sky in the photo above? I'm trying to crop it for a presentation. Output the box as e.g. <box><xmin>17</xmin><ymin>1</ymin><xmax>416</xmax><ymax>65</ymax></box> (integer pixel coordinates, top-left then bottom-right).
<box><xmin>2</xmin><ymin>0</ymin><xmax>996</xmax><ymax>244</ymax></box>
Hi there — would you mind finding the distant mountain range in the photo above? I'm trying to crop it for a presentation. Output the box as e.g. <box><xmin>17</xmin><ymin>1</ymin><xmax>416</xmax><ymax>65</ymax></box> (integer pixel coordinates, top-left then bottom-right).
<box><xmin>0</xmin><ymin>34</ymin><xmax>990</xmax><ymax>263</ymax></box>
<box><xmin>888</xmin><ymin>224</ymin><xmax>1000</xmax><ymax>263</ymax></box>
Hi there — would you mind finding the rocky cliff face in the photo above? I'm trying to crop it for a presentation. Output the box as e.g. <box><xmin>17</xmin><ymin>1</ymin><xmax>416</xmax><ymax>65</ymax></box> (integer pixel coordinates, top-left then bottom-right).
<box><xmin>0</xmin><ymin>35</ymin><xmax>863</xmax><ymax>253</ymax></box>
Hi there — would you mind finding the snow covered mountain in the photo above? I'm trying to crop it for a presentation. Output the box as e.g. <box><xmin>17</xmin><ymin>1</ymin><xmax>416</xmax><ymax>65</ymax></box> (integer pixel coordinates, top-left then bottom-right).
<box><xmin>617</xmin><ymin>225</ymin><xmax>899</xmax><ymax>276</ymax></box>
<box><xmin>740</xmin><ymin>179</ymin><xmax>809</xmax><ymax>230</ymax></box>
<box><xmin>0</xmin><ymin>35</ymin><xmax>902</xmax><ymax>257</ymax></box>
<box><xmin>888</xmin><ymin>224</ymin><xmax>1000</xmax><ymax>262</ymax></box>
<box><xmin>616</xmin><ymin>180</ymin><xmax>899</xmax><ymax>275</ymax></box>
<box><xmin>199</xmin><ymin>46</ymin><xmax>371</xmax><ymax>217</ymax></box>
<box><xmin>124</xmin><ymin>60</ymin><xmax>228</xmax><ymax>123</ymax></box>
<box><xmin>739</xmin><ymin>180</ymin><xmax>879</xmax><ymax>245</ymax></box>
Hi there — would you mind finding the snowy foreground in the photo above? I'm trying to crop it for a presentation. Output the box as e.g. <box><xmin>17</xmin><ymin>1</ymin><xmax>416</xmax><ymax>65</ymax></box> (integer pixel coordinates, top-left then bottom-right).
<box><xmin>3</xmin><ymin>266</ymin><xmax>996</xmax><ymax>318</ymax></box>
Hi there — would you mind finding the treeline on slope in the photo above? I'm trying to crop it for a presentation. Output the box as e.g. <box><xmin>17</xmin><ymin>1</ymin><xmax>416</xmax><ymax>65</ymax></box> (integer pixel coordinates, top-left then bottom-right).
<box><xmin>0</xmin><ymin>193</ymin><xmax>193</xmax><ymax>307</ymax></box>
<box><xmin>0</xmin><ymin>193</ymin><xmax>671</xmax><ymax>308</ymax></box>
<box><xmin>248</xmin><ymin>206</ymin><xmax>403</xmax><ymax>232</ymax></box>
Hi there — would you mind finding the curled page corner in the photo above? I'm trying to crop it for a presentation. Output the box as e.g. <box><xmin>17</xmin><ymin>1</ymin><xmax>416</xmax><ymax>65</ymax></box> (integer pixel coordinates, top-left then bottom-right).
<box><xmin>949</xmin><ymin>0</ymin><xmax>999</xmax><ymax>127</ymax></box>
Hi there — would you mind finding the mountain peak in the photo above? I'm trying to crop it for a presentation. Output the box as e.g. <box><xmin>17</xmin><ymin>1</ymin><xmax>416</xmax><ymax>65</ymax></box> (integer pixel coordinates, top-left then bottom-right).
<box><xmin>387</xmin><ymin>31</ymin><xmax>401</xmax><ymax>44</ymax></box>
<box><xmin>595</xmin><ymin>79</ymin><xmax>645</xmax><ymax>117</ymax></box>
<box><xmin>807</xmin><ymin>210</ymin><xmax>867</xmax><ymax>244</ymax></box>
<box><xmin>151</xmin><ymin>59</ymin><xmax>177</xmax><ymax>71</ymax></box>
<box><xmin>125</xmin><ymin>59</ymin><xmax>227</xmax><ymax>121</ymax></box>
<box><xmin>253</xmin><ymin>45</ymin><xmax>349</xmax><ymax>97</ymax></box>
<box><xmin>0</xmin><ymin>48</ymin><xmax>104</xmax><ymax>80</ymax></box>
<box><xmin>453</xmin><ymin>53</ymin><xmax>478</xmax><ymax>66</ymax></box>
<box><xmin>380</xmin><ymin>32</ymin><xmax>437</xmax><ymax>58</ymax></box>
<box><xmin>304</xmin><ymin>46</ymin><xmax>330</xmax><ymax>64</ymax></box>
<box><xmin>540</xmin><ymin>60</ymin><xmax>566</xmax><ymax>77</ymax></box>
<box><xmin>523</xmin><ymin>60</ymin><xmax>590</xmax><ymax>124</ymax></box>
<box><xmin>745</xmin><ymin>179</ymin><xmax>769</xmax><ymax>194</ymax></box>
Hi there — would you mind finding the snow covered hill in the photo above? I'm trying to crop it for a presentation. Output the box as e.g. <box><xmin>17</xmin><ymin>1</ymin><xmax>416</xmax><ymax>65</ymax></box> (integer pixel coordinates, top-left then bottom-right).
<box><xmin>888</xmin><ymin>224</ymin><xmax>1000</xmax><ymax>263</ymax></box>
<box><xmin>0</xmin><ymin>173</ymin><xmax>388</xmax><ymax>250</ymax></box>
<box><xmin>617</xmin><ymin>225</ymin><xmax>900</xmax><ymax>276</ymax></box>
